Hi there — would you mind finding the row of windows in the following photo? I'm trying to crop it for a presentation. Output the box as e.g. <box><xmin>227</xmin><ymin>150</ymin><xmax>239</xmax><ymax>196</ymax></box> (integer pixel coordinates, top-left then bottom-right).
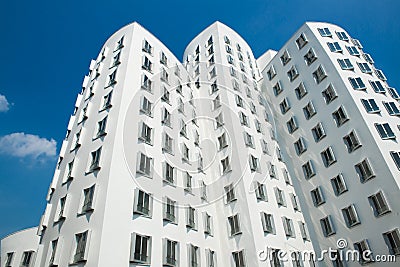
<box><xmin>4</xmin><ymin>251</ymin><xmax>35</xmax><ymax>267</ymax></box>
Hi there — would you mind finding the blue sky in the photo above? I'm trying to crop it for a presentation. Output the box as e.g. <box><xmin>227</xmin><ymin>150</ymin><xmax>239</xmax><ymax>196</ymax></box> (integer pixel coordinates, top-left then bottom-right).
<box><xmin>1</xmin><ymin>0</ymin><xmax>399</xmax><ymax>238</ymax></box>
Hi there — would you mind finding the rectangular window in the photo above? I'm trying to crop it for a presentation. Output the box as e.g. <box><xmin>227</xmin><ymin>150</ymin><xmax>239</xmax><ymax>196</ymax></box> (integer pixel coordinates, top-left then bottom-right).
<box><xmin>243</xmin><ymin>132</ymin><xmax>254</xmax><ymax>148</ymax></box>
<box><xmin>142</xmin><ymin>56</ymin><xmax>153</xmax><ymax>72</ymax></box>
<box><xmin>130</xmin><ymin>233</ymin><xmax>151</xmax><ymax>264</ymax></box>
<box><xmin>249</xmin><ymin>155</ymin><xmax>260</xmax><ymax>172</ymax></box>
<box><xmin>383</xmin><ymin>102</ymin><xmax>400</xmax><ymax>116</ymax></box>
<box><xmin>180</xmin><ymin>120</ymin><xmax>187</xmax><ymax>137</ymax></box>
<box><xmin>225</xmin><ymin>184</ymin><xmax>236</xmax><ymax>203</ymax></box>
<box><xmin>311</xmin><ymin>123</ymin><xmax>326</xmax><ymax>142</ymax></box>
<box><xmin>338</xmin><ymin>58</ymin><xmax>353</xmax><ymax>70</ymax></box>
<box><xmin>188</xmin><ymin>245</ymin><xmax>199</xmax><ymax>267</ymax></box>
<box><xmin>299</xmin><ymin>221</ymin><xmax>309</xmax><ymax>241</ymax></box>
<box><xmin>354</xmin><ymin>240</ymin><xmax>373</xmax><ymax>264</ymax></box>
<box><xmin>304</xmin><ymin>48</ymin><xmax>317</xmax><ymax>65</ymax></box>
<box><xmin>375</xmin><ymin>69</ymin><xmax>387</xmax><ymax>81</ymax></box>
<box><xmin>221</xmin><ymin>156</ymin><xmax>231</xmax><ymax>174</ymax></box>
<box><xmin>134</xmin><ymin>189</ymin><xmax>151</xmax><ymax>216</ymax></box>
<box><xmin>388</xmin><ymin>87</ymin><xmax>400</xmax><ymax>100</ymax></box>
<box><xmin>357</xmin><ymin>62</ymin><xmax>372</xmax><ymax>73</ymax></box>
<box><xmin>164</xmin><ymin>239</ymin><xmax>178</xmax><ymax>266</ymax></box>
<box><xmin>204</xmin><ymin>213</ymin><xmax>213</xmax><ymax>235</ymax></box>
<box><xmin>186</xmin><ymin>206</ymin><xmax>197</xmax><ymax>229</ymax></box>
<box><xmin>343</xmin><ymin>131</ymin><xmax>361</xmax><ymax>152</ymax></box>
<box><xmin>287</xmin><ymin>116</ymin><xmax>298</xmax><ymax>134</ymax></box>
<box><xmin>273</xmin><ymin>81</ymin><xmax>283</xmax><ymax>96</ymax></box>
<box><xmin>295</xmin><ymin>83</ymin><xmax>307</xmax><ymax>99</ymax></box>
<box><xmin>322</xmin><ymin>84</ymin><xmax>337</xmax><ymax>104</ymax></box>
<box><xmin>346</xmin><ymin>46</ymin><xmax>360</xmax><ymax>56</ymax></box>
<box><xmin>261</xmin><ymin>212</ymin><xmax>275</xmax><ymax>233</ymax></box>
<box><xmin>232</xmin><ymin>250</ymin><xmax>246</xmax><ymax>267</ymax></box>
<box><xmin>282</xmin><ymin>217</ymin><xmax>295</xmax><ymax>237</ymax></box>
<box><xmin>140</xmin><ymin>96</ymin><xmax>152</xmax><ymax>116</ymax></box>
<box><xmin>164</xmin><ymin>197</ymin><xmax>177</xmax><ymax>223</ymax></box>
<box><xmin>375</xmin><ymin>123</ymin><xmax>396</xmax><ymax>139</ymax></box>
<box><xmin>279</xmin><ymin>98</ymin><xmax>291</xmax><ymax>114</ymax></box>
<box><xmin>311</xmin><ymin>186</ymin><xmax>325</xmax><ymax>206</ymax></box>
<box><xmin>342</xmin><ymin>204</ymin><xmax>361</xmax><ymax>228</ymax></box>
<box><xmin>82</xmin><ymin>185</ymin><xmax>95</xmax><ymax>213</ymax></box>
<box><xmin>275</xmin><ymin>187</ymin><xmax>286</xmax><ymax>207</ymax></box>
<box><xmin>320</xmin><ymin>216</ymin><xmax>335</xmax><ymax>237</ymax></box>
<box><xmin>139</xmin><ymin>122</ymin><xmax>152</xmax><ymax>144</ymax></box>
<box><xmin>235</xmin><ymin>94</ymin><xmax>244</xmax><ymax>107</ymax></box>
<box><xmin>218</xmin><ymin>133</ymin><xmax>228</xmax><ymax>150</ymax></box>
<box><xmin>321</xmin><ymin>146</ymin><xmax>336</xmax><ymax>167</ymax></box>
<box><xmin>352</xmin><ymin>38</ymin><xmax>363</xmax><ymax>48</ymax></box>
<box><xmin>303</xmin><ymin>101</ymin><xmax>316</xmax><ymax>119</ymax></box>
<box><xmin>313</xmin><ymin>65</ymin><xmax>327</xmax><ymax>84</ymax></box>
<box><xmin>160</xmin><ymin>52</ymin><xmax>168</xmax><ymax>66</ymax></box>
<box><xmin>318</xmin><ymin>27</ymin><xmax>332</xmax><ymax>37</ymax></box>
<box><xmin>137</xmin><ymin>152</ymin><xmax>152</xmax><ymax>177</ymax></box>
<box><xmin>103</xmin><ymin>91</ymin><xmax>113</xmax><ymax>109</ymax></box>
<box><xmin>383</xmin><ymin>229</ymin><xmax>400</xmax><ymax>255</ymax></box>
<box><xmin>361</xmin><ymin>98</ymin><xmax>380</xmax><ymax>113</ymax></box>
<box><xmin>21</xmin><ymin>251</ymin><xmax>34</xmax><ymax>267</ymax></box>
<box><xmin>331</xmin><ymin>173</ymin><xmax>348</xmax><ymax>196</ymax></box>
<box><xmin>162</xmin><ymin>133</ymin><xmax>173</xmax><ymax>154</ymax></box>
<box><xmin>280</xmin><ymin>50</ymin><xmax>291</xmax><ymax>66</ymax></box>
<box><xmin>97</xmin><ymin>116</ymin><xmax>108</xmax><ymax>137</ymax></box>
<box><xmin>328</xmin><ymin>42</ymin><xmax>342</xmax><ymax>52</ymax></box>
<box><xmin>294</xmin><ymin>137</ymin><xmax>307</xmax><ymax>155</ymax></box>
<box><xmin>391</xmin><ymin>151</ymin><xmax>400</xmax><ymax>170</ymax></box>
<box><xmin>255</xmin><ymin>182</ymin><xmax>267</xmax><ymax>201</ymax></box>
<box><xmin>349</xmin><ymin>77</ymin><xmax>366</xmax><ymax>90</ymax></box>
<box><xmin>336</xmin><ymin>31</ymin><xmax>349</xmax><ymax>41</ymax></box>
<box><xmin>267</xmin><ymin>65</ymin><xmax>277</xmax><ymax>80</ymax></box>
<box><xmin>302</xmin><ymin>160</ymin><xmax>315</xmax><ymax>179</ymax></box>
<box><xmin>296</xmin><ymin>33</ymin><xmax>308</xmax><ymax>49</ymax></box>
<box><xmin>332</xmin><ymin>106</ymin><xmax>349</xmax><ymax>127</ymax></box>
<box><xmin>49</xmin><ymin>239</ymin><xmax>58</xmax><ymax>266</ymax></box>
<box><xmin>370</xmin><ymin>80</ymin><xmax>386</xmax><ymax>93</ymax></box>
<box><xmin>239</xmin><ymin>112</ymin><xmax>249</xmax><ymax>126</ymax></box>
<box><xmin>355</xmin><ymin>159</ymin><xmax>375</xmax><ymax>182</ymax></box>
<box><xmin>287</xmin><ymin>66</ymin><xmax>299</xmax><ymax>81</ymax></box>
<box><xmin>269</xmin><ymin>163</ymin><xmax>277</xmax><ymax>178</ymax></box>
<box><xmin>363</xmin><ymin>53</ymin><xmax>374</xmax><ymax>63</ymax></box>
<box><xmin>89</xmin><ymin>147</ymin><xmax>102</xmax><ymax>172</ymax></box>
<box><xmin>163</xmin><ymin>162</ymin><xmax>175</xmax><ymax>184</ymax></box>
<box><xmin>369</xmin><ymin>191</ymin><xmax>391</xmax><ymax>216</ymax></box>
<box><xmin>228</xmin><ymin>214</ymin><xmax>241</xmax><ymax>236</ymax></box>
<box><xmin>290</xmin><ymin>193</ymin><xmax>300</xmax><ymax>211</ymax></box>
<box><xmin>74</xmin><ymin>231</ymin><xmax>89</xmax><ymax>263</ymax></box>
<box><xmin>142</xmin><ymin>39</ymin><xmax>152</xmax><ymax>54</ymax></box>
<box><xmin>108</xmin><ymin>69</ymin><xmax>117</xmax><ymax>86</ymax></box>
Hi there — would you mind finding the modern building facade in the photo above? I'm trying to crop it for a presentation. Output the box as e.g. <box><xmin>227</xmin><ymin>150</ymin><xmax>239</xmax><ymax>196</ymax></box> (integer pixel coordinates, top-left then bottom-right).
<box><xmin>1</xmin><ymin>21</ymin><xmax>399</xmax><ymax>267</ymax></box>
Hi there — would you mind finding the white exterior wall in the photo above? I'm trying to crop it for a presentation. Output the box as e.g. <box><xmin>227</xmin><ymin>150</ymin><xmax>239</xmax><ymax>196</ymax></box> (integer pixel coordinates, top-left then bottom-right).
<box><xmin>259</xmin><ymin>22</ymin><xmax>400</xmax><ymax>266</ymax></box>
<box><xmin>1</xmin><ymin>227</ymin><xmax>39</xmax><ymax>267</ymax></box>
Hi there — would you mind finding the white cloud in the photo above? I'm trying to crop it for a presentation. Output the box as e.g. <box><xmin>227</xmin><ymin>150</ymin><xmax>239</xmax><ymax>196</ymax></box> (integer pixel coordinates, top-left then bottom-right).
<box><xmin>0</xmin><ymin>132</ymin><xmax>57</xmax><ymax>159</ymax></box>
<box><xmin>0</xmin><ymin>94</ymin><xmax>10</xmax><ymax>112</ymax></box>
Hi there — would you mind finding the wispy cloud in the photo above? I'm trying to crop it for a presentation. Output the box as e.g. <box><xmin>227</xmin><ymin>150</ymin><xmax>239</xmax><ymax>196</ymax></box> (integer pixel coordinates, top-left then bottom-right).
<box><xmin>0</xmin><ymin>94</ymin><xmax>10</xmax><ymax>112</ymax></box>
<box><xmin>0</xmin><ymin>133</ymin><xmax>57</xmax><ymax>159</ymax></box>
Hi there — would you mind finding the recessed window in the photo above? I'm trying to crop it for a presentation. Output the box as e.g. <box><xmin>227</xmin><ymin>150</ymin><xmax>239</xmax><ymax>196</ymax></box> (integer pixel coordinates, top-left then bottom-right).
<box><xmin>370</xmin><ymin>80</ymin><xmax>386</xmax><ymax>93</ymax></box>
<box><xmin>89</xmin><ymin>147</ymin><xmax>102</xmax><ymax>172</ymax></box>
<box><xmin>142</xmin><ymin>39</ymin><xmax>152</xmax><ymax>54</ymax></box>
<box><xmin>294</xmin><ymin>137</ymin><xmax>307</xmax><ymax>155</ymax></box>
<box><xmin>342</xmin><ymin>204</ymin><xmax>361</xmax><ymax>228</ymax></box>
<box><xmin>369</xmin><ymin>191</ymin><xmax>391</xmax><ymax>217</ymax></box>
<box><xmin>186</xmin><ymin>205</ymin><xmax>197</xmax><ymax>229</ymax></box>
<box><xmin>103</xmin><ymin>91</ymin><xmax>113</xmax><ymax>109</ymax></box>
<box><xmin>318</xmin><ymin>27</ymin><xmax>332</xmax><ymax>37</ymax></box>
<box><xmin>332</xmin><ymin>106</ymin><xmax>349</xmax><ymax>127</ymax></box>
<box><xmin>361</xmin><ymin>98</ymin><xmax>380</xmax><ymax>113</ymax></box>
<box><xmin>391</xmin><ymin>151</ymin><xmax>400</xmax><ymax>170</ymax></box>
<box><xmin>296</xmin><ymin>33</ymin><xmax>308</xmax><ymax>49</ymax></box>
<box><xmin>137</xmin><ymin>152</ymin><xmax>152</xmax><ymax>177</ymax></box>
<box><xmin>180</xmin><ymin>120</ymin><xmax>188</xmax><ymax>137</ymax></box>
<box><xmin>239</xmin><ymin>112</ymin><xmax>249</xmax><ymax>127</ymax></box>
<box><xmin>322</xmin><ymin>84</ymin><xmax>337</xmax><ymax>104</ymax></box>
<box><xmin>327</xmin><ymin>42</ymin><xmax>342</xmax><ymax>52</ymax></box>
<box><xmin>383</xmin><ymin>102</ymin><xmax>400</xmax><ymax>116</ymax></box>
<box><xmin>249</xmin><ymin>155</ymin><xmax>260</xmax><ymax>172</ymax></box>
<box><xmin>287</xmin><ymin>116</ymin><xmax>298</xmax><ymax>134</ymax></box>
<box><xmin>311</xmin><ymin>186</ymin><xmax>325</xmax><ymax>206</ymax></box>
<box><xmin>243</xmin><ymin>132</ymin><xmax>254</xmax><ymax>148</ymax></box>
<box><xmin>279</xmin><ymin>98</ymin><xmax>291</xmax><ymax>114</ymax></box>
<box><xmin>225</xmin><ymin>183</ymin><xmax>236</xmax><ymax>203</ymax></box>
<box><xmin>130</xmin><ymin>233</ymin><xmax>151</xmax><ymax>264</ymax></box>
<box><xmin>354</xmin><ymin>240</ymin><xmax>373</xmax><ymax>264</ymax></box>
<box><xmin>73</xmin><ymin>231</ymin><xmax>89</xmax><ymax>263</ymax></box>
<box><xmin>343</xmin><ymin>131</ymin><xmax>362</xmax><ymax>152</ymax></box>
<box><xmin>383</xmin><ymin>229</ymin><xmax>400</xmax><ymax>256</ymax></box>
<box><xmin>163</xmin><ymin>239</ymin><xmax>178</xmax><ymax>266</ymax></box>
<box><xmin>161</xmin><ymin>108</ymin><xmax>171</xmax><ymax>126</ymax></box>
<box><xmin>273</xmin><ymin>81</ymin><xmax>283</xmax><ymax>96</ymax></box>
<box><xmin>139</xmin><ymin>122</ymin><xmax>153</xmax><ymax>145</ymax></box>
<box><xmin>218</xmin><ymin>133</ymin><xmax>228</xmax><ymax>150</ymax></box>
<box><xmin>321</xmin><ymin>146</ymin><xmax>336</xmax><ymax>167</ymax></box>
<box><xmin>290</xmin><ymin>193</ymin><xmax>300</xmax><ymax>211</ymax></box>
<box><xmin>21</xmin><ymin>251</ymin><xmax>34</xmax><ymax>267</ymax></box>
<box><xmin>81</xmin><ymin>185</ymin><xmax>95</xmax><ymax>213</ymax></box>
<box><xmin>267</xmin><ymin>65</ymin><xmax>277</xmax><ymax>80</ymax></box>
<box><xmin>282</xmin><ymin>217</ymin><xmax>295</xmax><ymax>237</ymax></box>
<box><xmin>303</xmin><ymin>101</ymin><xmax>316</xmax><ymax>120</ymax></box>
<box><xmin>346</xmin><ymin>46</ymin><xmax>360</xmax><ymax>56</ymax></box>
<box><xmin>320</xmin><ymin>215</ymin><xmax>335</xmax><ymax>237</ymax></box>
<box><xmin>215</xmin><ymin>113</ymin><xmax>224</xmax><ymax>128</ymax></box>
<box><xmin>363</xmin><ymin>53</ymin><xmax>374</xmax><ymax>64</ymax></box>
<box><xmin>302</xmin><ymin>160</ymin><xmax>316</xmax><ymax>179</ymax></box>
<box><xmin>5</xmin><ymin>252</ymin><xmax>13</xmax><ymax>266</ymax></box>
<box><xmin>235</xmin><ymin>94</ymin><xmax>244</xmax><ymax>107</ymax></box>
<box><xmin>261</xmin><ymin>212</ymin><xmax>274</xmax><ymax>233</ymax></box>
<box><xmin>275</xmin><ymin>187</ymin><xmax>286</xmax><ymax>207</ymax></box>
<box><xmin>228</xmin><ymin>214</ymin><xmax>241</xmax><ymax>236</ymax></box>
<box><xmin>304</xmin><ymin>48</ymin><xmax>317</xmax><ymax>65</ymax></box>
<box><xmin>295</xmin><ymin>82</ymin><xmax>307</xmax><ymax>99</ymax></box>
<box><xmin>375</xmin><ymin>69</ymin><xmax>387</xmax><ymax>81</ymax></box>
<box><xmin>160</xmin><ymin>52</ymin><xmax>168</xmax><ymax>66</ymax></box>
<box><xmin>375</xmin><ymin>123</ymin><xmax>396</xmax><ymax>139</ymax></box>
<box><xmin>116</xmin><ymin>36</ymin><xmax>124</xmax><ymax>50</ymax></box>
<box><xmin>261</xmin><ymin>140</ymin><xmax>269</xmax><ymax>154</ymax></box>
<box><xmin>133</xmin><ymin>189</ymin><xmax>152</xmax><ymax>217</ymax></box>
<box><xmin>269</xmin><ymin>163</ymin><xmax>277</xmax><ymax>178</ymax></box>
<box><xmin>280</xmin><ymin>50</ymin><xmax>291</xmax><ymax>66</ymax></box>
<box><xmin>287</xmin><ymin>66</ymin><xmax>299</xmax><ymax>81</ymax></box>
<box><xmin>338</xmin><ymin>58</ymin><xmax>353</xmax><ymax>70</ymax></box>
<box><xmin>357</xmin><ymin>62</ymin><xmax>372</xmax><ymax>74</ymax></box>
<box><xmin>311</xmin><ymin>123</ymin><xmax>326</xmax><ymax>142</ymax></box>
<box><xmin>355</xmin><ymin>158</ymin><xmax>375</xmax><ymax>182</ymax></box>
<box><xmin>188</xmin><ymin>244</ymin><xmax>200</xmax><ymax>267</ymax></box>
<box><xmin>142</xmin><ymin>56</ymin><xmax>152</xmax><ymax>72</ymax></box>
<box><xmin>232</xmin><ymin>250</ymin><xmax>246</xmax><ymax>267</ymax></box>
<box><xmin>349</xmin><ymin>77</ymin><xmax>366</xmax><ymax>90</ymax></box>
<box><xmin>255</xmin><ymin>182</ymin><xmax>267</xmax><ymax>201</ymax></box>
<box><xmin>352</xmin><ymin>38</ymin><xmax>363</xmax><ymax>48</ymax></box>
<box><xmin>313</xmin><ymin>65</ymin><xmax>327</xmax><ymax>84</ymax></box>
<box><xmin>204</xmin><ymin>213</ymin><xmax>213</xmax><ymax>235</ymax></box>
<box><xmin>336</xmin><ymin>31</ymin><xmax>349</xmax><ymax>41</ymax></box>
<box><xmin>221</xmin><ymin>156</ymin><xmax>231</xmax><ymax>174</ymax></box>
<box><xmin>331</xmin><ymin>173</ymin><xmax>348</xmax><ymax>196</ymax></box>
<box><xmin>164</xmin><ymin>197</ymin><xmax>177</xmax><ymax>223</ymax></box>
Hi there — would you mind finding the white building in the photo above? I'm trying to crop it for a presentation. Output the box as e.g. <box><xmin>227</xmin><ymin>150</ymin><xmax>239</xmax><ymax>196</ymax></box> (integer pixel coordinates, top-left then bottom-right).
<box><xmin>258</xmin><ymin>22</ymin><xmax>400</xmax><ymax>266</ymax></box>
<box><xmin>1</xmin><ymin>21</ymin><xmax>399</xmax><ymax>267</ymax></box>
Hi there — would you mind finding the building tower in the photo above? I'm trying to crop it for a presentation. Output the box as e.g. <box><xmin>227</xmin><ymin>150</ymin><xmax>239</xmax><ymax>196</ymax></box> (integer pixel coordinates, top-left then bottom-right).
<box><xmin>2</xmin><ymin>22</ymin><xmax>314</xmax><ymax>267</ymax></box>
<box><xmin>258</xmin><ymin>22</ymin><xmax>400</xmax><ymax>266</ymax></box>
